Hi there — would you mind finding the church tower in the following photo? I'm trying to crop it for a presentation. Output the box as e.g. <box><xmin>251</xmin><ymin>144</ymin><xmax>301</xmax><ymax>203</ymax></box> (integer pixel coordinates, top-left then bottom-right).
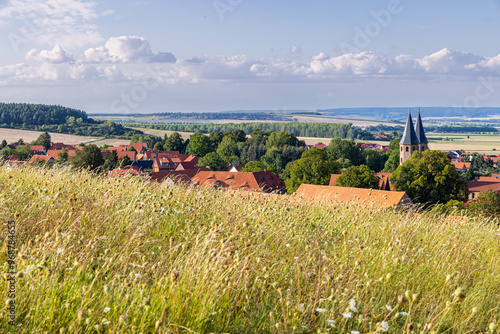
<box><xmin>415</xmin><ymin>109</ymin><xmax>428</xmax><ymax>153</ymax></box>
<box><xmin>400</xmin><ymin>110</ymin><xmax>420</xmax><ymax>165</ymax></box>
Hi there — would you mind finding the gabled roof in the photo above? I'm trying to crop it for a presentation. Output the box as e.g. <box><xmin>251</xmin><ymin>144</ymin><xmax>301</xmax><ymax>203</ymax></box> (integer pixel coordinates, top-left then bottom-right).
<box><xmin>452</xmin><ymin>162</ymin><xmax>471</xmax><ymax>170</ymax></box>
<box><xmin>400</xmin><ymin>112</ymin><xmax>420</xmax><ymax>145</ymax></box>
<box><xmin>295</xmin><ymin>184</ymin><xmax>413</xmax><ymax>208</ymax></box>
<box><xmin>415</xmin><ymin>111</ymin><xmax>428</xmax><ymax>144</ymax></box>
<box><xmin>49</xmin><ymin>143</ymin><xmax>76</xmax><ymax>150</ymax></box>
<box><xmin>477</xmin><ymin>176</ymin><xmax>500</xmax><ymax>182</ymax></box>
<box><xmin>192</xmin><ymin>171</ymin><xmax>285</xmax><ymax>192</ymax></box>
<box><xmin>30</xmin><ymin>145</ymin><xmax>45</xmax><ymax>152</ymax></box>
<box><xmin>467</xmin><ymin>181</ymin><xmax>500</xmax><ymax>194</ymax></box>
<box><xmin>175</xmin><ymin>161</ymin><xmax>196</xmax><ymax>171</ymax></box>
<box><xmin>375</xmin><ymin>172</ymin><xmax>392</xmax><ymax>191</ymax></box>
<box><xmin>28</xmin><ymin>155</ymin><xmax>54</xmax><ymax>163</ymax></box>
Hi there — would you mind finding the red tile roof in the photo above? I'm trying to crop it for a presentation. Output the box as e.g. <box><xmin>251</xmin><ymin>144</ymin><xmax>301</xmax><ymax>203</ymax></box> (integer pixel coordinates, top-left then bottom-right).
<box><xmin>175</xmin><ymin>161</ymin><xmax>196</xmax><ymax>171</ymax></box>
<box><xmin>49</xmin><ymin>143</ymin><xmax>76</xmax><ymax>150</ymax></box>
<box><xmin>30</xmin><ymin>145</ymin><xmax>45</xmax><ymax>153</ymax></box>
<box><xmin>28</xmin><ymin>155</ymin><xmax>54</xmax><ymax>163</ymax></box>
<box><xmin>192</xmin><ymin>171</ymin><xmax>285</xmax><ymax>192</ymax></box>
<box><xmin>296</xmin><ymin>184</ymin><xmax>413</xmax><ymax>208</ymax></box>
<box><xmin>452</xmin><ymin>162</ymin><xmax>471</xmax><ymax>170</ymax></box>
<box><xmin>467</xmin><ymin>181</ymin><xmax>500</xmax><ymax>193</ymax></box>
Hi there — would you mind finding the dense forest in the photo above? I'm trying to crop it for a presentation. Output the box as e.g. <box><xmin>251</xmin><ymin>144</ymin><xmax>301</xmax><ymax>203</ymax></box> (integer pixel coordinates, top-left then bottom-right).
<box><xmin>0</xmin><ymin>103</ymin><xmax>142</xmax><ymax>138</ymax></box>
<box><xmin>366</xmin><ymin>124</ymin><xmax>498</xmax><ymax>134</ymax></box>
<box><xmin>132</xmin><ymin>122</ymin><xmax>374</xmax><ymax>140</ymax></box>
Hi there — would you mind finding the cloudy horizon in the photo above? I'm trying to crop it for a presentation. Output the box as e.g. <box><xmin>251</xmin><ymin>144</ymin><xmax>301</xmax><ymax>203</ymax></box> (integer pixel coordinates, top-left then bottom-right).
<box><xmin>1</xmin><ymin>0</ymin><xmax>500</xmax><ymax>113</ymax></box>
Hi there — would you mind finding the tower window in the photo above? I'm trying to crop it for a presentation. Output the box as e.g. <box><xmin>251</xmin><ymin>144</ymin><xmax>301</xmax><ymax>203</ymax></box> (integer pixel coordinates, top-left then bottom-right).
<box><xmin>406</xmin><ymin>147</ymin><xmax>409</xmax><ymax>152</ymax></box>
<box><xmin>400</xmin><ymin>147</ymin><xmax>403</xmax><ymax>152</ymax></box>
<box><xmin>412</xmin><ymin>146</ymin><xmax>416</xmax><ymax>151</ymax></box>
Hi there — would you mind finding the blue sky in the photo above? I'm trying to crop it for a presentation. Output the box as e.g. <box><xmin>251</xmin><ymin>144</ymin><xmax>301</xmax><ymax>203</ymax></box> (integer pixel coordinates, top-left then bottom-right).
<box><xmin>1</xmin><ymin>0</ymin><xmax>500</xmax><ymax>113</ymax></box>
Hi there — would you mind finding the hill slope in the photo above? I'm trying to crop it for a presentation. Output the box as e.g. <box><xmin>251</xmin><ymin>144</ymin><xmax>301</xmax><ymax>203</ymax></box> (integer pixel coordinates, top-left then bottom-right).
<box><xmin>0</xmin><ymin>167</ymin><xmax>499</xmax><ymax>333</ymax></box>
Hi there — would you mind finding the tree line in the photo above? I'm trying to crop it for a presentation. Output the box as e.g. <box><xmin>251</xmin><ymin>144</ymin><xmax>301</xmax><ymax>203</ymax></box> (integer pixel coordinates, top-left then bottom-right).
<box><xmin>0</xmin><ymin>103</ymin><xmax>142</xmax><ymax>138</ymax></box>
<box><xmin>131</xmin><ymin>122</ymin><xmax>374</xmax><ymax>140</ymax></box>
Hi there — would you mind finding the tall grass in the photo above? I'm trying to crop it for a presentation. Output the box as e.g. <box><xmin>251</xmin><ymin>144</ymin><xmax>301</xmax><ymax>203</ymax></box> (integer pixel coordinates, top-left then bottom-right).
<box><xmin>0</xmin><ymin>166</ymin><xmax>499</xmax><ymax>333</ymax></box>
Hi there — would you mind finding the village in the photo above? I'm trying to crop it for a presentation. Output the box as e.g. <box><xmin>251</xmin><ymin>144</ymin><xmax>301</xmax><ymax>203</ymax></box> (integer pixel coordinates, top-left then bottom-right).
<box><xmin>2</xmin><ymin>112</ymin><xmax>500</xmax><ymax>212</ymax></box>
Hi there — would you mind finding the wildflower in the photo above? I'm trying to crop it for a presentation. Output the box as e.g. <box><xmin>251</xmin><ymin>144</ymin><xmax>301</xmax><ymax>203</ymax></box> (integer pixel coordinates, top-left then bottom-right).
<box><xmin>381</xmin><ymin>321</ymin><xmax>389</xmax><ymax>332</ymax></box>
<box><xmin>297</xmin><ymin>303</ymin><xmax>305</xmax><ymax>312</ymax></box>
<box><xmin>349</xmin><ymin>299</ymin><xmax>358</xmax><ymax>312</ymax></box>
<box><xmin>285</xmin><ymin>244</ymin><xmax>291</xmax><ymax>247</ymax></box>
<box><xmin>57</xmin><ymin>248</ymin><xmax>64</xmax><ymax>254</ymax></box>
<box><xmin>326</xmin><ymin>319</ymin><xmax>335</xmax><ymax>327</ymax></box>
<box><xmin>400</xmin><ymin>312</ymin><xmax>409</xmax><ymax>316</ymax></box>
<box><xmin>93</xmin><ymin>325</ymin><xmax>99</xmax><ymax>329</ymax></box>
<box><xmin>489</xmin><ymin>322</ymin><xmax>497</xmax><ymax>332</ymax></box>
<box><xmin>342</xmin><ymin>312</ymin><xmax>353</xmax><ymax>318</ymax></box>
<box><xmin>77</xmin><ymin>310</ymin><xmax>85</xmax><ymax>323</ymax></box>
<box><xmin>103</xmin><ymin>320</ymin><xmax>110</xmax><ymax>325</ymax></box>
<box><xmin>386</xmin><ymin>305</ymin><xmax>393</xmax><ymax>311</ymax></box>
<box><xmin>135</xmin><ymin>273</ymin><xmax>142</xmax><ymax>279</ymax></box>
<box><xmin>104</xmin><ymin>307</ymin><xmax>110</xmax><ymax>313</ymax></box>
<box><xmin>315</xmin><ymin>308</ymin><xmax>327</xmax><ymax>313</ymax></box>
<box><xmin>351</xmin><ymin>331</ymin><xmax>360</xmax><ymax>334</ymax></box>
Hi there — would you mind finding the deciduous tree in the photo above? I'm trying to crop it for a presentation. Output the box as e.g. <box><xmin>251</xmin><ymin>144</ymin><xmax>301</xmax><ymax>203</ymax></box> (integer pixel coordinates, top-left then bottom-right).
<box><xmin>336</xmin><ymin>165</ymin><xmax>380</xmax><ymax>189</ymax></box>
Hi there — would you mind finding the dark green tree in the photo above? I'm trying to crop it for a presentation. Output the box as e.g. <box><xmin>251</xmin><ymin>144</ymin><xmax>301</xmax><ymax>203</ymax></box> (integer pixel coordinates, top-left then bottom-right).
<box><xmin>266</xmin><ymin>132</ymin><xmax>302</xmax><ymax>149</ymax></box>
<box><xmin>153</xmin><ymin>142</ymin><xmax>163</xmax><ymax>151</ymax></box>
<box><xmin>0</xmin><ymin>139</ymin><xmax>6</xmax><ymax>149</ymax></box>
<box><xmin>363</xmin><ymin>149</ymin><xmax>388</xmax><ymax>172</ymax></box>
<box><xmin>336</xmin><ymin>165</ymin><xmax>380</xmax><ymax>189</ymax></box>
<box><xmin>57</xmin><ymin>149</ymin><xmax>69</xmax><ymax>163</ymax></box>
<box><xmin>163</xmin><ymin>132</ymin><xmax>184</xmax><ymax>151</ymax></box>
<box><xmin>327</xmin><ymin>138</ymin><xmax>365</xmax><ymax>168</ymax></box>
<box><xmin>261</xmin><ymin>148</ymin><xmax>285</xmax><ymax>175</ymax></box>
<box><xmin>102</xmin><ymin>150</ymin><xmax>119</xmax><ymax>171</ymax></box>
<box><xmin>71</xmin><ymin>144</ymin><xmax>104</xmax><ymax>171</ymax></box>
<box><xmin>198</xmin><ymin>152</ymin><xmax>227</xmax><ymax>171</ymax></box>
<box><xmin>188</xmin><ymin>133</ymin><xmax>214</xmax><ymax>157</ymax></box>
<box><xmin>130</xmin><ymin>134</ymin><xmax>145</xmax><ymax>143</ymax></box>
<box><xmin>209</xmin><ymin>132</ymin><xmax>224</xmax><ymax>150</ymax></box>
<box><xmin>284</xmin><ymin>149</ymin><xmax>341</xmax><ymax>193</ymax></box>
<box><xmin>119</xmin><ymin>155</ymin><xmax>131</xmax><ymax>167</ymax></box>
<box><xmin>32</xmin><ymin>131</ymin><xmax>52</xmax><ymax>151</ymax></box>
<box><xmin>464</xmin><ymin>167</ymin><xmax>475</xmax><ymax>181</ymax></box>
<box><xmin>392</xmin><ymin>150</ymin><xmax>469</xmax><ymax>206</ymax></box>
<box><xmin>384</xmin><ymin>150</ymin><xmax>400</xmax><ymax>172</ymax></box>
<box><xmin>216</xmin><ymin>136</ymin><xmax>239</xmax><ymax>163</ymax></box>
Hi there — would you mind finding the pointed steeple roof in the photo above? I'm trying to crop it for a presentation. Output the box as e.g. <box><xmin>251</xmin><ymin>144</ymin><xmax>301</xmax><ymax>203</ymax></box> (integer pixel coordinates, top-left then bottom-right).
<box><xmin>400</xmin><ymin>110</ymin><xmax>419</xmax><ymax>145</ymax></box>
<box><xmin>415</xmin><ymin>109</ymin><xmax>428</xmax><ymax>144</ymax></box>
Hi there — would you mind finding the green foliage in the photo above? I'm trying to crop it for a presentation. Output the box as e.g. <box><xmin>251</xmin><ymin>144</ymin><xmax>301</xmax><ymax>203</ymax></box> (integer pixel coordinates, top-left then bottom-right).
<box><xmin>464</xmin><ymin>167</ymin><xmax>475</xmax><ymax>181</ymax></box>
<box><xmin>2</xmin><ymin>145</ymin><xmax>33</xmax><ymax>161</ymax></box>
<box><xmin>0</xmin><ymin>139</ymin><xmax>6</xmax><ymax>149</ymax></box>
<box><xmin>71</xmin><ymin>144</ymin><xmax>104</xmax><ymax>171</ymax></box>
<box><xmin>57</xmin><ymin>149</ymin><xmax>69</xmax><ymax>163</ymax></box>
<box><xmin>241</xmin><ymin>160</ymin><xmax>267</xmax><ymax>172</ymax></box>
<box><xmin>266</xmin><ymin>131</ymin><xmax>303</xmax><ymax>149</ymax></box>
<box><xmin>198</xmin><ymin>152</ymin><xmax>227</xmax><ymax>171</ymax></box>
<box><xmin>285</xmin><ymin>151</ymin><xmax>341</xmax><ymax>193</ymax></box>
<box><xmin>163</xmin><ymin>132</ymin><xmax>184</xmax><ymax>152</ymax></box>
<box><xmin>119</xmin><ymin>155</ymin><xmax>132</xmax><ymax>167</ymax></box>
<box><xmin>0</xmin><ymin>103</ymin><xmax>142</xmax><ymax>138</ymax></box>
<box><xmin>363</xmin><ymin>149</ymin><xmax>388</xmax><ymax>173</ymax></box>
<box><xmin>209</xmin><ymin>132</ymin><xmax>224</xmax><ymax>150</ymax></box>
<box><xmin>216</xmin><ymin>136</ymin><xmax>239</xmax><ymax>163</ymax></box>
<box><xmin>132</xmin><ymin>122</ymin><xmax>373</xmax><ymax>139</ymax></box>
<box><xmin>260</xmin><ymin>148</ymin><xmax>285</xmax><ymax>175</ymax></box>
<box><xmin>188</xmin><ymin>133</ymin><xmax>214</xmax><ymax>157</ymax></box>
<box><xmin>130</xmin><ymin>134</ymin><xmax>145</xmax><ymax>143</ymax></box>
<box><xmin>384</xmin><ymin>150</ymin><xmax>400</xmax><ymax>172</ymax></box>
<box><xmin>327</xmin><ymin>138</ymin><xmax>365</xmax><ymax>168</ymax></box>
<box><xmin>31</xmin><ymin>131</ymin><xmax>52</xmax><ymax>151</ymax></box>
<box><xmin>153</xmin><ymin>142</ymin><xmax>163</xmax><ymax>151</ymax></box>
<box><xmin>392</xmin><ymin>150</ymin><xmax>469</xmax><ymax>206</ymax></box>
<box><xmin>102</xmin><ymin>150</ymin><xmax>119</xmax><ymax>171</ymax></box>
<box><xmin>240</xmin><ymin>144</ymin><xmax>267</xmax><ymax>165</ymax></box>
<box><xmin>336</xmin><ymin>165</ymin><xmax>380</xmax><ymax>189</ymax></box>
<box><xmin>468</xmin><ymin>190</ymin><xmax>500</xmax><ymax>217</ymax></box>
<box><xmin>224</xmin><ymin>129</ymin><xmax>247</xmax><ymax>143</ymax></box>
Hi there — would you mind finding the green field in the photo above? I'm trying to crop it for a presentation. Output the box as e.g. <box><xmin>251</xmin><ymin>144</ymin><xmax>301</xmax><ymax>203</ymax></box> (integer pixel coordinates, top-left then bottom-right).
<box><xmin>1</xmin><ymin>167</ymin><xmax>499</xmax><ymax>333</ymax></box>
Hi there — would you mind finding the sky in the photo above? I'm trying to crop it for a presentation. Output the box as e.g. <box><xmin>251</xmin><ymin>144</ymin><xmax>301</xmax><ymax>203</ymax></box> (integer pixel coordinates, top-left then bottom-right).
<box><xmin>1</xmin><ymin>0</ymin><xmax>500</xmax><ymax>114</ymax></box>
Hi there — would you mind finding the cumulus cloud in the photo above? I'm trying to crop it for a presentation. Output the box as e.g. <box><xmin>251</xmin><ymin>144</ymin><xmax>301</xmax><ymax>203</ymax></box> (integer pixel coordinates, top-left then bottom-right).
<box><xmin>83</xmin><ymin>36</ymin><xmax>176</xmax><ymax>63</ymax></box>
<box><xmin>26</xmin><ymin>45</ymin><xmax>74</xmax><ymax>63</ymax></box>
<box><xmin>0</xmin><ymin>0</ymin><xmax>106</xmax><ymax>48</ymax></box>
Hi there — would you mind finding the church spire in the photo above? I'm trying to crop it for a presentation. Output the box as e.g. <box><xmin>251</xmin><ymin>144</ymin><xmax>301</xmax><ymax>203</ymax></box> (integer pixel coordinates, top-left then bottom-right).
<box><xmin>400</xmin><ymin>109</ymin><xmax>419</xmax><ymax>145</ymax></box>
<box><xmin>415</xmin><ymin>108</ymin><xmax>428</xmax><ymax>144</ymax></box>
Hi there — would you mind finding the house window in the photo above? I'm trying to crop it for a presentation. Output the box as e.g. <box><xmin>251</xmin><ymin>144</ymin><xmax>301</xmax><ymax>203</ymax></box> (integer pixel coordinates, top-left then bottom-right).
<box><xmin>406</xmin><ymin>147</ymin><xmax>409</xmax><ymax>152</ymax></box>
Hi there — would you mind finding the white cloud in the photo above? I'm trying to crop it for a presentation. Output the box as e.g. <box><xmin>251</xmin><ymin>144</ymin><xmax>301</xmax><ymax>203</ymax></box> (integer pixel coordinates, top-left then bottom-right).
<box><xmin>416</xmin><ymin>48</ymin><xmax>484</xmax><ymax>74</ymax></box>
<box><xmin>291</xmin><ymin>45</ymin><xmax>302</xmax><ymax>54</ymax></box>
<box><xmin>83</xmin><ymin>36</ymin><xmax>176</xmax><ymax>63</ymax></box>
<box><xmin>0</xmin><ymin>0</ymin><xmax>105</xmax><ymax>48</ymax></box>
<box><xmin>26</xmin><ymin>45</ymin><xmax>74</xmax><ymax>63</ymax></box>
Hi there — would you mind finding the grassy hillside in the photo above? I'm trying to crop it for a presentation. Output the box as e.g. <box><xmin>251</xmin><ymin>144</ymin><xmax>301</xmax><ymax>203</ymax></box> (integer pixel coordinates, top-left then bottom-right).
<box><xmin>0</xmin><ymin>167</ymin><xmax>499</xmax><ymax>333</ymax></box>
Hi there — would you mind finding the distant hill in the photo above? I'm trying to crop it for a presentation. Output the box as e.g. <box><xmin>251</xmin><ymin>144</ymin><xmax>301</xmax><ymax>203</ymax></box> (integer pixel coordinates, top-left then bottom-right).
<box><xmin>0</xmin><ymin>102</ymin><xmax>142</xmax><ymax>138</ymax></box>
<box><xmin>318</xmin><ymin>107</ymin><xmax>500</xmax><ymax>121</ymax></box>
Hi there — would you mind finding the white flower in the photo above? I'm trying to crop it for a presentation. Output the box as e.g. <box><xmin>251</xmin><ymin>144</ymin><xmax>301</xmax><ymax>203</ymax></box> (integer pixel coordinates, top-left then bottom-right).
<box><xmin>135</xmin><ymin>273</ymin><xmax>142</xmax><ymax>278</ymax></box>
<box><xmin>381</xmin><ymin>321</ymin><xmax>390</xmax><ymax>332</ymax></box>
<box><xmin>103</xmin><ymin>320</ymin><xmax>110</xmax><ymax>325</ymax></box>
<box><xmin>94</xmin><ymin>325</ymin><xmax>99</xmax><ymax>329</ymax></box>
<box><xmin>326</xmin><ymin>319</ymin><xmax>335</xmax><ymax>327</ymax></box>
<box><xmin>285</xmin><ymin>244</ymin><xmax>291</xmax><ymax>247</ymax></box>
<box><xmin>315</xmin><ymin>308</ymin><xmax>327</xmax><ymax>313</ymax></box>
<box><xmin>57</xmin><ymin>248</ymin><xmax>64</xmax><ymax>254</ymax></box>
<box><xmin>351</xmin><ymin>331</ymin><xmax>360</xmax><ymax>334</ymax></box>
<box><xmin>342</xmin><ymin>312</ymin><xmax>353</xmax><ymax>318</ymax></box>
<box><xmin>298</xmin><ymin>303</ymin><xmax>305</xmax><ymax>312</ymax></box>
<box><xmin>103</xmin><ymin>307</ymin><xmax>110</xmax><ymax>313</ymax></box>
<box><xmin>349</xmin><ymin>299</ymin><xmax>358</xmax><ymax>312</ymax></box>
<box><xmin>400</xmin><ymin>312</ymin><xmax>409</xmax><ymax>316</ymax></box>
<box><xmin>386</xmin><ymin>305</ymin><xmax>393</xmax><ymax>311</ymax></box>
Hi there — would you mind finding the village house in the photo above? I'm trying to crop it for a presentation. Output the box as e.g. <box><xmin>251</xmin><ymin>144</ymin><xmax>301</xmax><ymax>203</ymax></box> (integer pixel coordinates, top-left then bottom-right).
<box><xmin>452</xmin><ymin>162</ymin><xmax>471</xmax><ymax>173</ymax></box>
<box><xmin>295</xmin><ymin>184</ymin><xmax>413</xmax><ymax>209</ymax></box>
<box><xmin>192</xmin><ymin>170</ymin><xmax>285</xmax><ymax>193</ymax></box>
<box><xmin>28</xmin><ymin>155</ymin><xmax>54</xmax><ymax>164</ymax></box>
<box><xmin>328</xmin><ymin>172</ymin><xmax>392</xmax><ymax>191</ymax></box>
<box><xmin>467</xmin><ymin>180</ymin><xmax>500</xmax><ymax>200</ymax></box>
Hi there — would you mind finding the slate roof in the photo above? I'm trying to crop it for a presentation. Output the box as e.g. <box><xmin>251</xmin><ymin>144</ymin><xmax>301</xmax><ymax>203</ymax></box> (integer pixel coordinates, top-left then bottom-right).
<box><xmin>295</xmin><ymin>184</ymin><xmax>413</xmax><ymax>208</ymax></box>
<box><xmin>415</xmin><ymin>111</ymin><xmax>428</xmax><ymax>144</ymax></box>
<box><xmin>400</xmin><ymin>112</ymin><xmax>420</xmax><ymax>145</ymax></box>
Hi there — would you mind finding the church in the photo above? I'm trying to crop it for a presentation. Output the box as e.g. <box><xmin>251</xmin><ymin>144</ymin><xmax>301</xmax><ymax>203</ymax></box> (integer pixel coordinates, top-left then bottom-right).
<box><xmin>400</xmin><ymin>110</ymin><xmax>428</xmax><ymax>165</ymax></box>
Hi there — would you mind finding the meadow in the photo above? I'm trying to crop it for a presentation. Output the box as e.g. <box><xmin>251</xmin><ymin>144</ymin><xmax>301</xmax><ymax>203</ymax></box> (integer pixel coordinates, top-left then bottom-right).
<box><xmin>1</xmin><ymin>166</ymin><xmax>500</xmax><ymax>333</ymax></box>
